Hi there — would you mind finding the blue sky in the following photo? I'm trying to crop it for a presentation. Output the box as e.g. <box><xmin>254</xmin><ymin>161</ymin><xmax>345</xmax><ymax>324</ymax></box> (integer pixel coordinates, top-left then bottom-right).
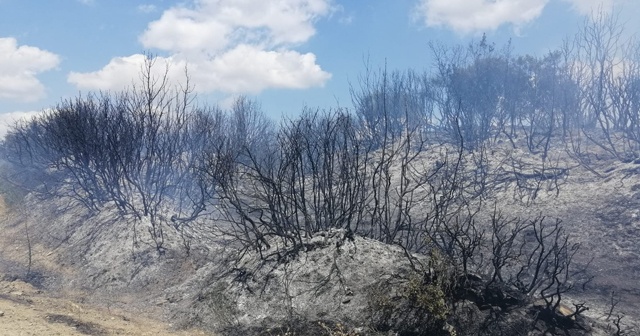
<box><xmin>0</xmin><ymin>0</ymin><xmax>638</xmax><ymax>133</ymax></box>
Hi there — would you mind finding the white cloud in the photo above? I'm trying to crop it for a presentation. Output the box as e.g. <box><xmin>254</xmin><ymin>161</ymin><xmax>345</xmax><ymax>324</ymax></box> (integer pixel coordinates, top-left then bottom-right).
<box><xmin>70</xmin><ymin>0</ymin><xmax>333</xmax><ymax>95</ymax></box>
<box><xmin>416</xmin><ymin>0</ymin><xmax>548</xmax><ymax>34</ymax></box>
<box><xmin>0</xmin><ymin>37</ymin><xmax>60</xmax><ymax>102</ymax></box>
<box><xmin>139</xmin><ymin>0</ymin><xmax>333</xmax><ymax>52</ymax></box>
<box><xmin>416</xmin><ymin>0</ymin><xmax>634</xmax><ymax>34</ymax></box>
<box><xmin>0</xmin><ymin>110</ymin><xmax>44</xmax><ymax>138</ymax></box>
<box><xmin>140</xmin><ymin>7</ymin><xmax>231</xmax><ymax>55</ymax></box>
<box><xmin>67</xmin><ymin>54</ymin><xmax>146</xmax><ymax>91</ymax></box>
<box><xmin>68</xmin><ymin>54</ymin><xmax>188</xmax><ymax>91</ymax></box>
<box><xmin>68</xmin><ymin>47</ymin><xmax>330</xmax><ymax>94</ymax></box>
<box><xmin>192</xmin><ymin>45</ymin><xmax>331</xmax><ymax>93</ymax></box>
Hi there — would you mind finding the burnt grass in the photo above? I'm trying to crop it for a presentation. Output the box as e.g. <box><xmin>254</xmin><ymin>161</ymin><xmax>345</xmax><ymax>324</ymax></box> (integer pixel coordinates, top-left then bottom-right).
<box><xmin>530</xmin><ymin>150</ymin><xmax>638</xmax><ymax>326</ymax></box>
<box><xmin>2</xmin><ymin>137</ymin><xmax>640</xmax><ymax>335</ymax></box>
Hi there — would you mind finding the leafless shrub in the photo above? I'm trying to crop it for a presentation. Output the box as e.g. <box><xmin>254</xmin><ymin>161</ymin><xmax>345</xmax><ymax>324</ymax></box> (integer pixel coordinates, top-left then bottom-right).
<box><xmin>2</xmin><ymin>54</ymin><xmax>232</xmax><ymax>254</ymax></box>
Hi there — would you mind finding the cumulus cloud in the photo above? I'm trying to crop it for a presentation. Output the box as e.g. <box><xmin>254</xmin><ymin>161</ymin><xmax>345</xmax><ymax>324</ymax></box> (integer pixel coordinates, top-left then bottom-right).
<box><xmin>141</xmin><ymin>7</ymin><xmax>231</xmax><ymax>55</ymax></box>
<box><xmin>68</xmin><ymin>54</ymin><xmax>187</xmax><ymax>91</ymax></box>
<box><xmin>416</xmin><ymin>0</ymin><xmax>548</xmax><ymax>33</ymax></box>
<box><xmin>70</xmin><ymin>0</ymin><xmax>333</xmax><ymax>94</ymax></box>
<box><xmin>192</xmin><ymin>45</ymin><xmax>330</xmax><ymax>93</ymax></box>
<box><xmin>139</xmin><ymin>0</ymin><xmax>332</xmax><ymax>51</ymax></box>
<box><xmin>0</xmin><ymin>37</ymin><xmax>60</xmax><ymax>102</ymax></box>
<box><xmin>69</xmin><ymin>47</ymin><xmax>330</xmax><ymax>94</ymax></box>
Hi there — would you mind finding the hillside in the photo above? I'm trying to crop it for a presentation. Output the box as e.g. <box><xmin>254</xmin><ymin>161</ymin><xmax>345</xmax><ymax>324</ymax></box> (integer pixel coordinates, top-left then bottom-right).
<box><xmin>0</xmin><ymin>136</ymin><xmax>638</xmax><ymax>335</ymax></box>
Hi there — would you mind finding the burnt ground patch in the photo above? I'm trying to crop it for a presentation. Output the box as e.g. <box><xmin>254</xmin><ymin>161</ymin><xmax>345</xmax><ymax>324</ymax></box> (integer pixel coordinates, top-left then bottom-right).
<box><xmin>45</xmin><ymin>313</ymin><xmax>108</xmax><ymax>336</ymax></box>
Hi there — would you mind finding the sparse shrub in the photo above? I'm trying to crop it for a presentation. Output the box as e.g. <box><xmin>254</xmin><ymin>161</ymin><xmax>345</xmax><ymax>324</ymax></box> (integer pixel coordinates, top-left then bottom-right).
<box><xmin>404</xmin><ymin>273</ymin><xmax>449</xmax><ymax>322</ymax></box>
<box><xmin>365</xmin><ymin>251</ymin><xmax>455</xmax><ymax>335</ymax></box>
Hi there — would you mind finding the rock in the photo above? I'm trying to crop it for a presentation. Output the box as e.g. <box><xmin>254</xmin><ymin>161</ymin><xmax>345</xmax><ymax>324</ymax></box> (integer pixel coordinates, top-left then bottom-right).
<box><xmin>345</xmin><ymin>287</ymin><xmax>354</xmax><ymax>296</ymax></box>
<box><xmin>309</xmin><ymin>235</ymin><xmax>326</xmax><ymax>246</ymax></box>
<box><xmin>556</xmin><ymin>303</ymin><xmax>575</xmax><ymax>320</ymax></box>
<box><xmin>0</xmin><ymin>311</ymin><xmax>4</xmax><ymax>317</ymax></box>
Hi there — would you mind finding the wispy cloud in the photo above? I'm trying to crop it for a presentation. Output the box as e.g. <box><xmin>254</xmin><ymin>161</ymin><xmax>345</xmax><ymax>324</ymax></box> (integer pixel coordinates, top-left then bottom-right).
<box><xmin>137</xmin><ymin>4</ymin><xmax>157</xmax><ymax>13</ymax></box>
<box><xmin>415</xmin><ymin>0</ymin><xmax>548</xmax><ymax>34</ymax></box>
<box><xmin>415</xmin><ymin>0</ymin><xmax>635</xmax><ymax>34</ymax></box>
<box><xmin>0</xmin><ymin>37</ymin><xmax>60</xmax><ymax>102</ymax></box>
<box><xmin>69</xmin><ymin>0</ymin><xmax>333</xmax><ymax>94</ymax></box>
